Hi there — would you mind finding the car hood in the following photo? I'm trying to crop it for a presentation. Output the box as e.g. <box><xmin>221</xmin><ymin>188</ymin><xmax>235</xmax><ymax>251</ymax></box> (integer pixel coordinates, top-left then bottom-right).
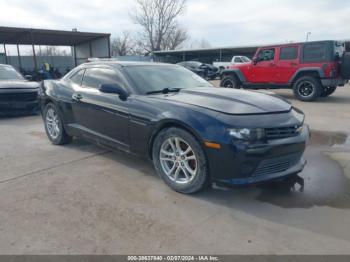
<box><xmin>229</xmin><ymin>62</ymin><xmax>251</xmax><ymax>69</ymax></box>
<box><xmin>158</xmin><ymin>87</ymin><xmax>292</xmax><ymax>115</ymax></box>
<box><xmin>0</xmin><ymin>80</ymin><xmax>39</xmax><ymax>89</ymax></box>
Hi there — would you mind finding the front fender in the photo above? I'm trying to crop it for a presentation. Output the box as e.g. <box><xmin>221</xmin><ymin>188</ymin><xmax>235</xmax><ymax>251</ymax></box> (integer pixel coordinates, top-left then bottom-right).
<box><xmin>147</xmin><ymin>106</ymin><xmax>223</xmax><ymax>159</ymax></box>
<box><xmin>220</xmin><ymin>68</ymin><xmax>246</xmax><ymax>82</ymax></box>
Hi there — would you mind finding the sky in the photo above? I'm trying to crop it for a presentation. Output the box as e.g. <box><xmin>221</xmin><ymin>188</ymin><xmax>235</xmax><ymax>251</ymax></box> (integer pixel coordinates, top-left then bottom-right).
<box><xmin>1</xmin><ymin>0</ymin><xmax>350</xmax><ymax>50</ymax></box>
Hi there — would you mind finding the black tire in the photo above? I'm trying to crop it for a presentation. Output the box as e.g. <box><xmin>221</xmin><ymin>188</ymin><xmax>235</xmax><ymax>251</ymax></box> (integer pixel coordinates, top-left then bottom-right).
<box><xmin>321</xmin><ymin>86</ymin><xmax>337</xmax><ymax>97</ymax></box>
<box><xmin>43</xmin><ymin>102</ymin><xmax>72</xmax><ymax>145</ymax></box>
<box><xmin>152</xmin><ymin>127</ymin><xmax>210</xmax><ymax>194</ymax></box>
<box><xmin>220</xmin><ymin>74</ymin><xmax>241</xmax><ymax>89</ymax></box>
<box><xmin>293</xmin><ymin>76</ymin><xmax>322</xmax><ymax>102</ymax></box>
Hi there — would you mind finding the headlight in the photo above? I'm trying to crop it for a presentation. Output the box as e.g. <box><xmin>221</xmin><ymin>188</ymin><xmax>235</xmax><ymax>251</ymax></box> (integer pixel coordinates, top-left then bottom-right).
<box><xmin>228</xmin><ymin>128</ymin><xmax>265</xmax><ymax>141</ymax></box>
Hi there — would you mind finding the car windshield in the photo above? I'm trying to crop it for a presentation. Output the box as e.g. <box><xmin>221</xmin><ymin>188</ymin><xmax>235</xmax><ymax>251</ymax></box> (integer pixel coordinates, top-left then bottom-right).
<box><xmin>123</xmin><ymin>65</ymin><xmax>213</xmax><ymax>94</ymax></box>
<box><xmin>0</xmin><ymin>65</ymin><xmax>24</xmax><ymax>80</ymax></box>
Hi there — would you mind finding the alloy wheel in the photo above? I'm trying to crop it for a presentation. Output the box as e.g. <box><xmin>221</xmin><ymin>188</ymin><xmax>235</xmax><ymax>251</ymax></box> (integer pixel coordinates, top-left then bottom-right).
<box><xmin>46</xmin><ymin>107</ymin><xmax>60</xmax><ymax>139</ymax></box>
<box><xmin>297</xmin><ymin>81</ymin><xmax>315</xmax><ymax>98</ymax></box>
<box><xmin>159</xmin><ymin>137</ymin><xmax>197</xmax><ymax>184</ymax></box>
<box><xmin>223</xmin><ymin>79</ymin><xmax>234</xmax><ymax>88</ymax></box>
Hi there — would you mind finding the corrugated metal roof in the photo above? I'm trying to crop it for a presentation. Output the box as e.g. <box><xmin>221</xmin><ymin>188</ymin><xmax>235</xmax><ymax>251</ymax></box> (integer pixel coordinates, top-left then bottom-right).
<box><xmin>153</xmin><ymin>40</ymin><xmax>350</xmax><ymax>55</ymax></box>
<box><xmin>0</xmin><ymin>26</ymin><xmax>110</xmax><ymax>46</ymax></box>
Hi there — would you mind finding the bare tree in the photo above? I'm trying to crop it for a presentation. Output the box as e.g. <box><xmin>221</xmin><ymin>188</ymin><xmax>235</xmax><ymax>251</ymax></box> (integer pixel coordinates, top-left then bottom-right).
<box><xmin>161</xmin><ymin>27</ymin><xmax>189</xmax><ymax>50</ymax></box>
<box><xmin>111</xmin><ymin>31</ymin><xmax>135</xmax><ymax>56</ymax></box>
<box><xmin>187</xmin><ymin>38</ymin><xmax>212</xmax><ymax>49</ymax></box>
<box><xmin>131</xmin><ymin>0</ymin><xmax>188</xmax><ymax>52</ymax></box>
<box><xmin>38</xmin><ymin>46</ymin><xmax>70</xmax><ymax>56</ymax></box>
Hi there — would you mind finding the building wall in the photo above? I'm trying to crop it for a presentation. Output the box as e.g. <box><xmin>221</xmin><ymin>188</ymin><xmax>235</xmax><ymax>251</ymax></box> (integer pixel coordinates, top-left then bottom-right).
<box><xmin>2</xmin><ymin>55</ymin><xmax>74</xmax><ymax>73</ymax></box>
<box><xmin>0</xmin><ymin>53</ymin><xmax>5</xmax><ymax>64</ymax></box>
<box><xmin>114</xmin><ymin>55</ymin><xmax>151</xmax><ymax>62</ymax></box>
<box><xmin>75</xmin><ymin>36</ymin><xmax>110</xmax><ymax>65</ymax></box>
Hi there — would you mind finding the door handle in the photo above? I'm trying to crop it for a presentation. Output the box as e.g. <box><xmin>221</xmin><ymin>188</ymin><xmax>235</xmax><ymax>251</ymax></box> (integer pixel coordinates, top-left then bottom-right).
<box><xmin>72</xmin><ymin>93</ymin><xmax>83</xmax><ymax>101</ymax></box>
<box><xmin>269</xmin><ymin>63</ymin><xmax>276</xmax><ymax>67</ymax></box>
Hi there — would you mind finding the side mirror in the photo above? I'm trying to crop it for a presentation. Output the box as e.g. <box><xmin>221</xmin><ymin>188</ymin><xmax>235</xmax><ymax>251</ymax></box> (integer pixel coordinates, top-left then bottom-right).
<box><xmin>99</xmin><ymin>84</ymin><xmax>129</xmax><ymax>101</ymax></box>
<box><xmin>253</xmin><ymin>58</ymin><xmax>258</xmax><ymax>65</ymax></box>
<box><xmin>24</xmin><ymin>75</ymin><xmax>33</xmax><ymax>81</ymax></box>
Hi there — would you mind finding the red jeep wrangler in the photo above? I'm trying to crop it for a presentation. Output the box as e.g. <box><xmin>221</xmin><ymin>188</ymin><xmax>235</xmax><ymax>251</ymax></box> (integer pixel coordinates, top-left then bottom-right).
<box><xmin>220</xmin><ymin>41</ymin><xmax>350</xmax><ymax>101</ymax></box>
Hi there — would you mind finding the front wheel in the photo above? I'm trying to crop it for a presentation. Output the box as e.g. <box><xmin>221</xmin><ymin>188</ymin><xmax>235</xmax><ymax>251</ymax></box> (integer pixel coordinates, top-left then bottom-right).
<box><xmin>43</xmin><ymin>102</ymin><xmax>72</xmax><ymax>145</ymax></box>
<box><xmin>152</xmin><ymin>128</ymin><xmax>210</xmax><ymax>194</ymax></box>
<box><xmin>293</xmin><ymin>76</ymin><xmax>322</xmax><ymax>102</ymax></box>
<box><xmin>321</xmin><ymin>86</ymin><xmax>337</xmax><ymax>97</ymax></box>
<box><xmin>220</xmin><ymin>75</ymin><xmax>241</xmax><ymax>89</ymax></box>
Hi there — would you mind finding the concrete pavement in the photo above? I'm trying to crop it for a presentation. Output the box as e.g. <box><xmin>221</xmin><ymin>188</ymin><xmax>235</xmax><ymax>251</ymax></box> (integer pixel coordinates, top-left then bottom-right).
<box><xmin>0</xmin><ymin>114</ymin><xmax>349</xmax><ymax>254</ymax></box>
<box><xmin>0</xmin><ymin>85</ymin><xmax>350</xmax><ymax>254</ymax></box>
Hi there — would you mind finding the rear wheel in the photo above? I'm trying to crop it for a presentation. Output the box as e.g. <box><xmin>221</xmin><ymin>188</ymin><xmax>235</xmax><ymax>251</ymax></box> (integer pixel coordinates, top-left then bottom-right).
<box><xmin>321</xmin><ymin>86</ymin><xmax>337</xmax><ymax>97</ymax></box>
<box><xmin>152</xmin><ymin>128</ymin><xmax>210</xmax><ymax>194</ymax></box>
<box><xmin>293</xmin><ymin>76</ymin><xmax>322</xmax><ymax>102</ymax></box>
<box><xmin>43</xmin><ymin>103</ymin><xmax>72</xmax><ymax>145</ymax></box>
<box><xmin>220</xmin><ymin>75</ymin><xmax>241</xmax><ymax>89</ymax></box>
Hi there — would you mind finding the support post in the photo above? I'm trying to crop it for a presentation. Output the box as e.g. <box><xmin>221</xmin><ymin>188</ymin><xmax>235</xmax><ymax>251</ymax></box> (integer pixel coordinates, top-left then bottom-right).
<box><xmin>30</xmin><ymin>31</ymin><xmax>38</xmax><ymax>70</ymax></box>
<box><xmin>219</xmin><ymin>49</ymin><xmax>222</xmax><ymax>62</ymax></box>
<box><xmin>182</xmin><ymin>52</ymin><xmax>185</xmax><ymax>61</ymax></box>
<box><xmin>108</xmin><ymin>36</ymin><xmax>111</xmax><ymax>58</ymax></box>
<box><xmin>89</xmin><ymin>42</ymin><xmax>93</xmax><ymax>58</ymax></box>
<box><xmin>3</xmin><ymin>44</ymin><xmax>8</xmax><ymax>64</ymax></box>
<box><xmin>17</xmin><ymin>44</ymin><xmax>22</xmax><ymax>69</ymax></box>
<box><xmin>73</xmin><ymin>45</ymin><xmax>77</xmax><ymax>66</ymax></box>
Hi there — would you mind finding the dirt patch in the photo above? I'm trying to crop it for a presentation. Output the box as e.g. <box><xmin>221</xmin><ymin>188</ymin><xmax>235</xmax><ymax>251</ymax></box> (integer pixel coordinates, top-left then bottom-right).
<box><xmin>309</xmin><ymin>130</ymin><xmax>348</xmax><ymax>146</ymax></box>
<box><xmin>28</xmin><ymin>131</ymin><xmax>46</xmax><ymax>138</ymax></box>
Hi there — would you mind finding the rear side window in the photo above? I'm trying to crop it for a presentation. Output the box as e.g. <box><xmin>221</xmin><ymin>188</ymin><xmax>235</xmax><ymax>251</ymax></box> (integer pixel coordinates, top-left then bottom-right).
<box><xmin>303</xmin><ymin>43</ymin><xmax>328</xmax><ymax>62</ymax></box>
<box><xmin>280</xmin><ymin>47</ymin><xmax>298</xmax><ymax>60</ymax></box>
<box><xmin>82</xmin><ymin>68</ymin><xmax>124</xmax><ymax>89</ymax></box>
<box><xmin>69</xmin><ymin>70</ymin><xmax>84</xmax><ymax>85</ymax></box>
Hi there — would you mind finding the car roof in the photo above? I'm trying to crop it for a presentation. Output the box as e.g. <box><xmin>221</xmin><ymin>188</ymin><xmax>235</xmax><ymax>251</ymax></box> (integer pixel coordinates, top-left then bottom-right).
<box><xmin>83</xmin><ymin>61</ymin><xmax>173</xmax><ymax>68</ymax></box>
<box><xmin>261</xmin><ymin>40</ymin><xmax>339</xmax><ymax>49</ymax></box>
<box><xmin>63</xmin><ymin>61</ymin><xmax>179</xmax><ymax>80</ymax></box>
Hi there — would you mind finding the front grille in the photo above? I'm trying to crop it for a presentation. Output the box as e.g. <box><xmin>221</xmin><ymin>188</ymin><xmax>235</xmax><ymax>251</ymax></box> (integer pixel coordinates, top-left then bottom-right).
<box><xmin>252</xmin><ymin>153</ymin><xmax>301</xmax><ymax>177</ymax></box>
<box><xmin>0</xmin><ymin>92</ymin><xmax>38</xmax><ymax>102</ymax></box>
<box><xmin>265</xmin><ymin>126</ymin><xmax>299</xmax><ymax>139</ymax></box>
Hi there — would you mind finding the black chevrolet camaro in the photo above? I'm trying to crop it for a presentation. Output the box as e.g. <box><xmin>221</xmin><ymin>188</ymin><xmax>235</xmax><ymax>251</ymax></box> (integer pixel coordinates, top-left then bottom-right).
<box><xmin>40</xmin><ymin>61</ymin><xmax>309</xmax><ymax>194</ymax></box>
<box><xmin>0</xmin><ymin>64</ymin><xmax>39</xmax><ymax>115</ymax></box>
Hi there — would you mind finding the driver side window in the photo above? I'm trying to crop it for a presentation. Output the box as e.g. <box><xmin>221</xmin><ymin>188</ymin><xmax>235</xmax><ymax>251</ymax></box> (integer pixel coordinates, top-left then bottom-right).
<box><xmin>82</xmin><ymin>68</ymin><xmax>125</xmax><ymax>89</ymax></box>
<box><xmin>257</xmin><ymin>49</ymin><xmax>275</xmax><ymax>62</ymax></box>
<box><xmin>69</xmin><ymin>69</ymin><xmax>85</xmax><ymax>85</ymax></box>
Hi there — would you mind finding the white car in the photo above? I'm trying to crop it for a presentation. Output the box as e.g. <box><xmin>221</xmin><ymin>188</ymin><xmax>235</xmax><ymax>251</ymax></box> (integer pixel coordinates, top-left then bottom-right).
<box><xmin>213</xmin><ymin>56</ymin><xmax>251</xmax><ymax>71</ymax></box>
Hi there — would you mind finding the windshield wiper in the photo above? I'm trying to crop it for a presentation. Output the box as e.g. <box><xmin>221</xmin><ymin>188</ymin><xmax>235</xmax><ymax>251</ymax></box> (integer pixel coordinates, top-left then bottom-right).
<box><xmin>146</xmin><ymin>87</ymin><xmax>181</xmax><ymax>95</ymax></box>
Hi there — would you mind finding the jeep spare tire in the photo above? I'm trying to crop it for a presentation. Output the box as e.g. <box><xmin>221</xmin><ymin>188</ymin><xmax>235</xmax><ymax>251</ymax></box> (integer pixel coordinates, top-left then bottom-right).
<box><xmin>340</xmin><ymin>52</ymin><xmax>350</xmax><ymax>80</ymax></box>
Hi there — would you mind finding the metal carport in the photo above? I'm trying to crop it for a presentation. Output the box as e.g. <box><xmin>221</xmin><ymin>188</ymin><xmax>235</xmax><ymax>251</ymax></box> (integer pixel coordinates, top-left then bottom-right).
<box><xmin>153</xmin><ymin>41</ymin><xmax>350</xmax><ymax>64</ymax></box>
<box><xmin>0</xmin><ymin>26</ymin><xmax>111</xmax><ymax>69</ymax></box>
<box><xmin>153</xmin><ymin>45</ymin><xmax>259</xmax><ymax>64</ymax></box>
